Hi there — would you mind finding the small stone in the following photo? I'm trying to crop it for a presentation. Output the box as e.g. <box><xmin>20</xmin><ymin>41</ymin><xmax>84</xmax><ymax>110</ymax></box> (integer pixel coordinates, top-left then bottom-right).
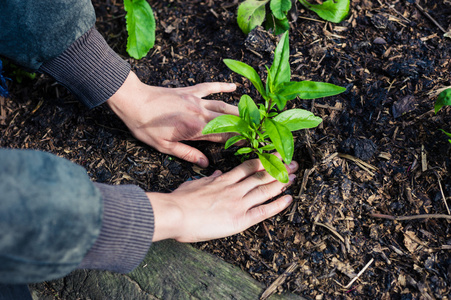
<box><xmin>373</xmin><ymin>37</ymin><xmax>387</xmax><ymax>44</ymax></box>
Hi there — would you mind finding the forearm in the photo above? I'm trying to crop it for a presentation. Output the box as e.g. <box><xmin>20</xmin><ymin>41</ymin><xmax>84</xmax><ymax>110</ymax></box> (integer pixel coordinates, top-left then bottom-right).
<box><xmin>0</xmin><ymin>0</ymin><xmax>96</xmax><ymax>70</ymax></box>
<box><xmin>79</xmin><ymin>183</ymin><xmax>154</xmax><ymax>273</ymax></box>
<box><xmin>0</xmin><ymin>149</ymin><xmax>154</xmax><ymax>284</ymax></box>
<box><xmin>39</xmin><ymin>27</ymin><xmax>131</xmax><ymax>108</ymax></box>
<box><xmin>0</xmin><ymin>149</ymin><xmax>102</xmax><ymax>284</ymax></box>
<box><xmin>0</xmin><ymin>0</ymin><xmax>130</xmax><ymax>108</ymax></box>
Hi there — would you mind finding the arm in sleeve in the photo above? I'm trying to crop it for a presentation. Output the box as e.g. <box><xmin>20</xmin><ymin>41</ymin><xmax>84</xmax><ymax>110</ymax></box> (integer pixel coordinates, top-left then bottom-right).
<box><xmin>0</xmin><ymin>149</ymin><xmax>154</xmax><ymax>284</ymax></box>
<box><xmin>0</xmin><ymin>0</ymin><xmax>131</xmax><ymax>108</ymax></box>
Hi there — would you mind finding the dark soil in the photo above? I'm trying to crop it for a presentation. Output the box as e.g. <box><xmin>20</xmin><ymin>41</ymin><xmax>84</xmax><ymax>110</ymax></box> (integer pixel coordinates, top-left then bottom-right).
<box><xmin>1</xmin><ymin>0</ymin><xmax>450</xmax><ymax>298</ymax></box>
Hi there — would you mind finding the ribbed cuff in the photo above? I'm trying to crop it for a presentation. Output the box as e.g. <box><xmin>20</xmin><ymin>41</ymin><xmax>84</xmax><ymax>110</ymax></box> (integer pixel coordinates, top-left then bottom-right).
<box><xmin>39</xmin><ymin>27</ymin><xmax>131</xmax><ymax>109</ymax></box>
<box><xmin>78</xmin><ymin>183</ymin><xmax>154</xmax><ymax>274</ymax></box>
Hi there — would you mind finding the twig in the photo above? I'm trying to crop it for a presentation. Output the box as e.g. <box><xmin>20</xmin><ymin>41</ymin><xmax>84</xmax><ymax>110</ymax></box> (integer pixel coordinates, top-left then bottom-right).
<box><xmin>262</xmin><ymin>222</ymin><xmax>272</xmax><ymax>241</ymax></box>
<box><xmin>314</xmin><ymin>222</ymin><xmax>345</xmax><ymax>243</ymax></box>
<box><xmin>260</xmin><ymin>262</ymin><xmax>300</xmax><ymax>300</ymax></box>
<box><xmin>248</xmin><ymin>48</ymin><xmax>263</xmax><ymax>58</ymax></box>
<box><xmin>297</xmin><ymin>15</ymin><xmax>326</xmax><ymax>23</ymax></box>
<box><xmin>344</xmin><ymin>258</ymin><xmax>374</xmax><ymax>289</ymax></box>
<box><xmin>414</xmin><ymin>1</ymin><xmax>446</xmax><ymax>33</ymax></box>
<box><xmin>314</xmin><ymin>103</ymin><xmax>344</xmax><ymax>111</ymax></box>
<box><xmin>338</xmin><ymin>153</ymin><xmax>378</xmax><ymax>176</ymax></box>
<box><xmin>421</xmin><ymin>144</ymin><xmax>428</xmax><ymax>172</ymax></box>
<box><xmin>434</xmin><ymin>171</ymin><xmax>450</xmax><ymax>215</ymax></box>
<box><xmin>369</xmin><ymin>213</ymin><xmax>451</xmax><ymax>221</ymax></box>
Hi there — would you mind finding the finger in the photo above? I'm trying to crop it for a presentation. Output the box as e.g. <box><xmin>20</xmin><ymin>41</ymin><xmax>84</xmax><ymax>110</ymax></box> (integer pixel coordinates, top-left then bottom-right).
<box><xmin>220</xmin><ymin>158</ymin><xmax>266</xmax><ymax>184</ymax></box>
<box><xmin>221</xmin><ymin>153</ymin><xmax>289</xmax><ymax>186</ymax></box>
<box><xmin>243</xmin><ymin>195</ymin><xmax>293</xmax><ymax>228</ymax></box>
<box><xmin>188</xmin><ymin>82</ymin><xmax>236</xmax><ymax>98</ymax></box>
<box><xmin>203</xmin><ymin>100</ymin><xmax>239</xmax><ymax>116</ymax></box>
<box><xmin>242</xmin><ymin>173</ymin><xmax>296</xmax><ymax>208</ymax></box>
<box><xmin>195</xmin><ymin>132</ymin><xmax>237</xmax><ymax>144</ymax></box>
<box><xmin>237</xmin><ymin>160</ymin><xmax>298</xmax><ymax>192</ymax></box>
<box><xmin>165</xmin><ymin>142</ymin><xmax>210</xmax><ymax>168</ymax></box>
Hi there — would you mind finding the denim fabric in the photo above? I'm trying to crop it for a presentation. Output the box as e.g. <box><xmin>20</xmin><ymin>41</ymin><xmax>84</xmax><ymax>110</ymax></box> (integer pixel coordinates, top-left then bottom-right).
<box><xmin>0</xmin><ymin>149</ymin><xmax>102</xmax><ymax>284</ymax></box>
<box><xmin>0</xmin><ymin>0</ymin><xmax>95</xmax><ymax>70</ymax></box>
<box><xmin>0</xmin><ymin>284</ymin><xmax>32</xmax><ymax>300</ymax></box>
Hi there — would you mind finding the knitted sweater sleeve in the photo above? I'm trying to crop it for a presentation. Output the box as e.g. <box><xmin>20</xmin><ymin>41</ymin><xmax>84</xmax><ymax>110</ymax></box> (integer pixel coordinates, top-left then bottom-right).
<box><xmin>0</xmin><ymin>149</ymin><xmax>154</xmax><ymax>284</ymax></box>
<box><xmin>0</xmin><ymin>0</ymin><xmax>131</xmax><ymax>108</ymax></box>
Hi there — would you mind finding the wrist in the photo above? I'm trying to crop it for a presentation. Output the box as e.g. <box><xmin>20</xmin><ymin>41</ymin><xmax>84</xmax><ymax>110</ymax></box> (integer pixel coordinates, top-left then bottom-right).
<box><xmin>146</xmin><ymin>192</ymin><xmax>184</xmax><ymax>242</ymax></box>
<box><xmin>107</xmin><ymin>71</ymin><xmax>144</xmax><ymax>115</ymax></box>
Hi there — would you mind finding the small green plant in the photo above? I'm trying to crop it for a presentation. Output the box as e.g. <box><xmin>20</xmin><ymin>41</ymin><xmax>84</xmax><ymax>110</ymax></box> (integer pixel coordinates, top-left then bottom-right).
<box><xmin>237</xmin><ymin>0</ymin><xmax>350</xmax><ymax>35</ymax></box>
<box><xmin>124</xmin><ymin>0</ymin><xmax>156</xmax><ymax>59</ymax></box>
<box><xmin>202</xmin><ymin>32</ymin><xmax>345</xmax><ymax>182</ymax></box>
<box><xmin>435</xmin><ymin>88</ymin><xmax>451</xmax><ymax>143</ymax></box>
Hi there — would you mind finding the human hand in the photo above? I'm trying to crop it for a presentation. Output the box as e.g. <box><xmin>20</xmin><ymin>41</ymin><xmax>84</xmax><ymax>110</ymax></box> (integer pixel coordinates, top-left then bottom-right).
<box><xmin>107</xmin><ymin>72</ymin><xmax>238</xmax><ymax>167</ymax></box>
<box><xmin>147</xmin><ymin>157</ymin><xmax>298</xmax><ymax>243</ymax></box>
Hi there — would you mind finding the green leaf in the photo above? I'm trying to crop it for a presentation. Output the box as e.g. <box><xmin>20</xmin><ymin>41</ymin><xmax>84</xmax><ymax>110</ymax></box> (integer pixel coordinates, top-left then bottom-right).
<box><xmin>270</xmin><ymin>0</ymin><xmax>292</xmax><ymax>20</ymax></box>
<box><xmin>260</xmin><ymin>144</ymin><xmax>276</xmax><ymax>151</ymax></box>
<box><xmin>236</xmin><ymin>147</ymin><xmax>254</xmax><ymax>155</ymax></box>
<box><xmin>277</xmin><ymin>81</ymin><xmax>346</xmax><ymax>100</ymax></box>
<box><xmin>264</xmin><ymin>119</ymin><xmax>294</xmax><ymax>164</ymax></box>
<box><xmin>225</xmin><ymin>135</ymin><xmax>248</xmax><ymax>149</ymax></box>
<box><xmin>439</xmin><ymin>129</ymin><xmax>451</xmax><ymax>140</ymax></box>
<box><xmin>124</xmin><ymin>0</ymin><xmax>156</xmax><ymax>60</ymax></box>
<box><xmin>237</xmin><ymin>0</ymin><xmax>270</xmax><ymax>35</ymax></box>
<box><xmin>299</xmin><ymin>0</ymin><xmax>350</xmax><ymax>23</ymax></box>
<box><xmin>273</xmin><ymin>109</ymin><xmax>322</xmax><ymax>131</ymax></box>
<box><xmin>239</xmin><ymin>95</ymin><xmax>261</xmax><ymax>125</ymax></box>
<box><xmin>203</xmin><ymin>115</ymin><xmax>251</xmax><ymax>135</ymax></box>
<box><xmin>224</xmin><ymin>59</ymin><xmax>266</xmax><ymax>98</ymax></box>
<box><xmin>258</xmin><ymin>153</ymin><xmax>289</xmax><ymax>183</ymax></box>
<box><xmin>270</xmin><ymin>93</ymin><xmax>288</xmax><ymax>111</ymax></box>
<box><xmin>264</xmin><ymin>13</ymin><xmax>290</xmax><ymax>35</ymax></box>
<box><xmin>434</xmin><ymin>88</ymin><xmax>451</xmax><ymax>114</ymax></box>
<box><xmin>273</xmin><ymin>17</ymin><xmax>290</xmax><ymax>35</ymax></box>
<box><xmin>269</xmin><ymin>32</ymin><xmax>291</xmax><ymax>90</ymax></box>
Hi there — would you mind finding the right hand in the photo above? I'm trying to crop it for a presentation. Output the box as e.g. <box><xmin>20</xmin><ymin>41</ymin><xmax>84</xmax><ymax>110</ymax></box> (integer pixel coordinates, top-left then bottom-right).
<box><xmin>108</xmin><ymin>71</ymin><xmax>238</xmax><ymax>168</ymax></box>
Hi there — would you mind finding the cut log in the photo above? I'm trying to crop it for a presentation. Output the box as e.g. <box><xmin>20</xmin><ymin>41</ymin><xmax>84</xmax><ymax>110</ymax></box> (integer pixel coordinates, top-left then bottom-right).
<box><xmin>30</xmin><ymin>240</ymin><xmax>305</xmax><ymax>300</ymax></box>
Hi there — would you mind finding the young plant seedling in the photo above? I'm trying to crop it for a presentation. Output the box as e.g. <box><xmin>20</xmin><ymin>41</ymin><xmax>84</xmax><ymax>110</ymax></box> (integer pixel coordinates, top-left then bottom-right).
<box><xmin>237</xmin><ymin>0</ymin><xmax>350</xmax><ymax>35</ymax></box>
<box><xmin>434</xmin><ymin>88</ymin><xmax>451</xmax><ymax>143</ymax></box>
<box><xmin>203</xmin><ymin>32</ymin><xmax>346</xmax><ymax>182</ymax></box>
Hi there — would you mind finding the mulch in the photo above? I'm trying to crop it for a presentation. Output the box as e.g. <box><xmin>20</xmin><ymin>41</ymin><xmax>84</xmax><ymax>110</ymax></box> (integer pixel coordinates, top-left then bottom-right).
<box><xmin>1</xmin><ymin>0</ymin><xmax>450</xmax><ymax>298</ymax></box>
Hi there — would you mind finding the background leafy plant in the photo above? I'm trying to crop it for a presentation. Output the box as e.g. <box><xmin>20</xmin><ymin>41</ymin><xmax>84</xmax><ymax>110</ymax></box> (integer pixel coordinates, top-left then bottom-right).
<box><xmin>237</xmin><ymin>0</ymin><xmax>350</xmax><ymax>35</ymax></box>
<box><xmin>203</xmin><ymin>32</ymin><xmax>345</xmax><ymax>182</ymax></box>
<box><xmin>435</xmin><ymin>88</ymin><xmax>451</xmax><ymax>143</ymax></box>
<box><xmin>124</xmin><ymin>0</ymin><xmax>156</xmax><ymax>59</ymax></box>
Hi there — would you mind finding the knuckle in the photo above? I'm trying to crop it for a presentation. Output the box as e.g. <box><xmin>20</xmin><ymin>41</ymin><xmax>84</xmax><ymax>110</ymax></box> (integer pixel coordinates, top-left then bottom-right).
<box><xmin>253</xmin><ymin>171</ymin><xmax>267</xmax><ymax>181</ymax></box>
<box><xmin>242</xmin><ymin>158</ymin><xmax>259</xmax><ymax>171</ymax></box>
<box><xmin>179</xmin><ymin>148</ymin><xmax>196</xmax><ymax>162</ymax></box>
<box><xmin>257</xmin><ymin>184</ymin><xmax>272</xmax><ymax>199</ymax></box>
<box><xmin>255</xmin><ymin>206</ymin><xmax>267</xmax><ymax>219</ymax></box>
<box><xmin>214</xmin><ymin>101</ymin><xmax>228</xmax><ymax>113</ymax></box>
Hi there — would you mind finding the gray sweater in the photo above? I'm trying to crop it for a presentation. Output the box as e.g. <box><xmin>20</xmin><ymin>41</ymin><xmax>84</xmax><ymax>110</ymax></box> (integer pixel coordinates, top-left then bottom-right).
<box><xmin>0</xmin><ymin>0</ymin><xmax>155</xmax><ymax>284</ymax></box>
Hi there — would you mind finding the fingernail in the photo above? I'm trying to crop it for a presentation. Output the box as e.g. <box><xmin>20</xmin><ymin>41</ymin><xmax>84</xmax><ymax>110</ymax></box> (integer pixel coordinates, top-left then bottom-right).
<box><xmin>284</xmin><ymin>195</ymin><xmax>293</xmax><ymax>204</ymax></box>
<box><xmin>289</xmin><ymin>174</ymin><xmax>296</xmax><ymax>182</ymax></box>
<box><xmin>198</xmin><ymin>158</ymin><xmax>208</xmax><ymax>168</ymax></box>
<box><xmin>288</xmin><ymin>161</ymin><xmax>298</xmax><ymax>171</ymax></box>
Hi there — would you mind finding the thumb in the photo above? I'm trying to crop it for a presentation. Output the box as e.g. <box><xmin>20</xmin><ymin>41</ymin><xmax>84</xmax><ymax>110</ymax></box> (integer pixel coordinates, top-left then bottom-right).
<box><xmin>168</xmin><ymin>142</ymin><xmax>209</xmax><ymax>168</ymax></box>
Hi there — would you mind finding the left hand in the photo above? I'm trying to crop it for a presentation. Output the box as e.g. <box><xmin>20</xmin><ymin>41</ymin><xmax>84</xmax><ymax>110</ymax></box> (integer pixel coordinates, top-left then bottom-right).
<box><xmin>147</xmin><ymin>157</ymin><xmax>299</xmax><ymax>243</ymax></box>
<box><xmin>107</xmin><ymin>71</ymin><xmax>238</xmax><ymax>167</ymax></box>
